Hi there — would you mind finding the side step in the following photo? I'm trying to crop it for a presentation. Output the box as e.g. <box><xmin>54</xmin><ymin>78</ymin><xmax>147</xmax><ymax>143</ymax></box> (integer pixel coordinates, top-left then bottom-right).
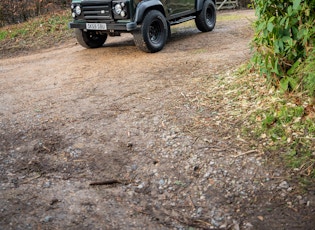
<box><xmin>170</xmin><ymin>16</ymin><xmax>196</xmax><ymax>25</ymax></box>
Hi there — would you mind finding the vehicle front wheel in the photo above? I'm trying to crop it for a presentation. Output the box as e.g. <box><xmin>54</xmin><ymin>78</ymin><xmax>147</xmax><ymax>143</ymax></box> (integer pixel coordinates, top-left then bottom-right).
<box><xmin>133</xmin><ymin>10</ymin><xmax>168</xmax><ymax>53</ymax></box>
<box><xmin>75</xmin><ymin>29</ymin><xmax>107</xmax><ymax>48</ymax></box>
<box><xmin>195</xmin><ymin>0</ymin><xmax>216</xmax><ymax>32</ymax></box>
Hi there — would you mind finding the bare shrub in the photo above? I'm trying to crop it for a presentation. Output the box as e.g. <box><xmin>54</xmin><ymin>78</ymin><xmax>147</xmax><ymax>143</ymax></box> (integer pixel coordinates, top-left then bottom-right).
<box><xmin>0</xmin><ymin>0</ymin><xmax>71</xmax><ymax>26</ymax></box>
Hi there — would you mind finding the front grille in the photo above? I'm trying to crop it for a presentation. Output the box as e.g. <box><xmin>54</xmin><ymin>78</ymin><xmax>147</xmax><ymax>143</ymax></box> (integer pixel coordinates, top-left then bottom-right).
<box><xmin>82</xmin><ymin>3</ymin><xmax>112</xmax><ymax>21</ymax></box>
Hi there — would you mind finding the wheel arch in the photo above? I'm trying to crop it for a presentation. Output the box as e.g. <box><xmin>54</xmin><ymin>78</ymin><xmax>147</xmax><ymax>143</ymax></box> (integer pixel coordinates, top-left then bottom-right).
<box><xmin>196</xmin><ymin>0</ymin><xmax>216</xmax><ymax>11</ymax></box>
<box><xmin>134</xmin><ymin>0</ymin><xmax>166</xmax><ymax>24</ymax></box>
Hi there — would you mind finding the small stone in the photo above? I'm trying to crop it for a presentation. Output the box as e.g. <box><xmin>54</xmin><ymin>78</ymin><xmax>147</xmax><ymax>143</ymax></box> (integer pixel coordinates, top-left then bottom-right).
<box><xmin>42</xmin><ymin>216</ymin><xmax>53</xmax><ymax>222</ymax></box>
<box><xmin>43</xmin><ymin>181</ymin><xmax>51</xmax><ymax>188</ymax></box>
<box><xmin>287</xmin><ymin>187</ymin><xmax>293</xmax><ymax>192</ymax></box>
<box><xmin>245</xmin><ymin>222</ymin><xmax>254</xmax><ymax>228</ymax></box>
<box><xmin>279</xmin><ymin>181</ymin><xmax>289</xmax><ymax>189</ymax></box>
<box><xmin>232</xmin><ymin>220</ymin><xmax>240</xmax><ymax>230</ymax></box>
<box><xmin>299</xmin><ymin>199</ymin><xmax>307</xmax><ymax>205</ymax></box>
<box><xmin>257</xmin><ymin>216</ymin><xmax>264</xmax><ymax>221</ymax></box>
<box><xmin>137</xmin><ymin>183</ymin><xmax>144</xmax><ymax>189</ymax></box>
<box><xmin>127</xmin><ymin>191</ymin><xmax>134</xmax><ymax>196</ymax></box>
<box><xmin>211</xmin><ymin>219</ymin><xmax>220</xmax><ymax>227</ymax></box>
<box><xmin>131</xmin><ymin>164</ymin><xmax>137</xmax><ymax>171</ymax></box>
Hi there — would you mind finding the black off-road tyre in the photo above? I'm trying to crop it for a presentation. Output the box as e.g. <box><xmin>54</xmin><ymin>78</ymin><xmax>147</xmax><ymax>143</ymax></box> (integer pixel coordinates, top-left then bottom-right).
<box><xmin>75</xmin><ymin>29</ymin><xmax>108</xmax><ymax>48</ymax></box>
<box><xmin>195</xmin><ymin>0</ymin><xmax>216</xmax><ymax>32</ymax></box>
<box><xmin>133</xmin><ymin>10</ymin><xmax>168</xmax><ymax>53</ymax></box>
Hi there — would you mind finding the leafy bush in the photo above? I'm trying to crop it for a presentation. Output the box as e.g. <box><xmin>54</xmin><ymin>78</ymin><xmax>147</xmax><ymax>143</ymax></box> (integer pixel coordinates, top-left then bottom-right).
<box><xmin>250</xmin><ymin>0</ymin><xmax>315</xmax><ymax>178</ymax></box>
<box><xmin>251</xmin><ymin>0</ymin><xmax>315</xmax><ymax>95</ymax></box>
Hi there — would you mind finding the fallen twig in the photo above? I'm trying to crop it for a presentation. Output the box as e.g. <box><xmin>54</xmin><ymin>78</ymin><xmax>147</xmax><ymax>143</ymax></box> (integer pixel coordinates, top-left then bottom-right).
<box><xmin>21</xmin><ymin>174</ymin><xmax>42</xmax><ymax>184</ymax></box>
<box><xmin>89</xmin><ymin>179</ymin><xmax>129</xmax><ymax>186</ymax></box>
<box><xmin>193</xmin><ymin>219</ymin><xmax>212</xmax><ymax>227</ymax></box>
<box><xmin>232</xmin><ymin>149</ymin><xmax>259</xmax><ymax>158</ymax></box>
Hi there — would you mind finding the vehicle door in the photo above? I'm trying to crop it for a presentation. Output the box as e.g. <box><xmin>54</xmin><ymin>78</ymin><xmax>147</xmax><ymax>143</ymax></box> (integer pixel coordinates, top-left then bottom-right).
<box><xmin>165</xmin><ymin>0</ymin><xmax>195</xmax><ymax>16</ymax></box>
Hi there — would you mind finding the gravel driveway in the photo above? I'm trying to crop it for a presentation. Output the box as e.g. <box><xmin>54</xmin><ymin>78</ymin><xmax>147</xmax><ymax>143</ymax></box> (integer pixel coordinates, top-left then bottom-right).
<box><xmin>0</xmin><ymin>10</ymin><xmax>314</xmax><ymax>229</ymax></box>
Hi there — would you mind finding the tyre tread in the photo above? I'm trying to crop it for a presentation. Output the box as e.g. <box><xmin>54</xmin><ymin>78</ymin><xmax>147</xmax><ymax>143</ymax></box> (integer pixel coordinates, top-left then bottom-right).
<box><xmin>75</xmin><ymin>29</ymin><xmax>107</xmax><ymax>49</ymax></box>
<box><xmin>195</xmin><ymin>0</ymin><xmax>216</xmax><ymax>32</ymax></box>
<box><xmin>133</xmin><ymin>10</ymin><xmax>168</xmax><ymax>53</ymax></box>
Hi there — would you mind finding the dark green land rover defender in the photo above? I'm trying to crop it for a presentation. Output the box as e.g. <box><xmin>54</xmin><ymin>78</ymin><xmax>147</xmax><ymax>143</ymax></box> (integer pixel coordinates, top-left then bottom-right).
<box><xmin>69</xmin><ymin>0</ymin><xmax>216</xmax><ymax>52</ymax></box>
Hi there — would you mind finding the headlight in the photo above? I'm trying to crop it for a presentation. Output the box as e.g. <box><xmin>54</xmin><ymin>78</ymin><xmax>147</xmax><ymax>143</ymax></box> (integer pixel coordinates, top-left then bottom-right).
<box><xmin>113</xmin><ymin>1</ymin><xmax>128</xmax><ymax>18</ymax></box>
<box><xmin>114</xmin><ymin>4</ymin><xmax>122</xmax><ymax>15</ymax></box>
<box><xmin>75</xmin><ymin>5</ymin><xmax>81</xmax><ymax>16</ymax></box>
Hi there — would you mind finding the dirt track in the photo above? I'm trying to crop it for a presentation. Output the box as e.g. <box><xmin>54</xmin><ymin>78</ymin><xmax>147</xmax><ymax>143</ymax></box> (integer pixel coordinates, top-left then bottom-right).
<box><xmin>1</xmin><ymin>10</ymin><xmax>315</xmax><ymax>229</ymax></box>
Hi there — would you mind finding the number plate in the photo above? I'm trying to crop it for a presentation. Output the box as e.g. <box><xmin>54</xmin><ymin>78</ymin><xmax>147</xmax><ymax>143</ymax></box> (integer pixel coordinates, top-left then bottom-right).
<box><xmin>86</xmin><ymin>23</ymin><xmax>107</xmax><ymax>30</ymax></box>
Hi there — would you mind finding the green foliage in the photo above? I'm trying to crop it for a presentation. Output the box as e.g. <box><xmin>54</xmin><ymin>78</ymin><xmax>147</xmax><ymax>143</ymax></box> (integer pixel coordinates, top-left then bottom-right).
<box><xmin>251</xmin><ymin>1</ymin><xmax>315</xmax><ymax>177</ymax></box>
<box><xmin>251</xmin><ymin>0</ymin><xmax>315</xmax><ymax>95</ymax></box>
<box><xmin>298</xmin><ymin>48</ymin><xmax>315</xmax><ymax>96</ymax></box>
<box><xmin>232</xmin><ymin>64</ymin><xmax>315</xmax><ymax>178</ymax></box>
<box><xmin>0</xmin><ymin>30</ymin><xmax>7</xmax><ymax>40</ymax></box>
<box><xmin>256</xmin><ymin>101</ymin><xmax>315</xmax><ymax>177</ymax></box>
<box><xmin>285</xmin><ymin>140</ymin><xmax>315</xmax><ymax>177</ymax></box>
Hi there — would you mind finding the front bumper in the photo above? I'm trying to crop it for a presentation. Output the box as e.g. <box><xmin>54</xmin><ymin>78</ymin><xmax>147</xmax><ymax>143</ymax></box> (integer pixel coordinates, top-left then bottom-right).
<box><xmin>69</xmin><ymin>21</ymin><xmax>137</xmax><ymax>31</ymax></box>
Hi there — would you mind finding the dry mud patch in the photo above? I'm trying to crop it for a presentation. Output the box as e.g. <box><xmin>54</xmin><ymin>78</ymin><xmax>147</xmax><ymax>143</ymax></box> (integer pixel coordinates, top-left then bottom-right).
<box><xmin>0</xmin><ymin>10</ymin><xmax>314</xmax><ymax>229</ymax></box>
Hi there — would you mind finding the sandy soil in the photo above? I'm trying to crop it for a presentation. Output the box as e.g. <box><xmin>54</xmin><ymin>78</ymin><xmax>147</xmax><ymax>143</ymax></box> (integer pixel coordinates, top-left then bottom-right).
<box><xmin>1</xmin><ymin>10</ymin><xmax>314</xmax><ymax>229</ymax></box>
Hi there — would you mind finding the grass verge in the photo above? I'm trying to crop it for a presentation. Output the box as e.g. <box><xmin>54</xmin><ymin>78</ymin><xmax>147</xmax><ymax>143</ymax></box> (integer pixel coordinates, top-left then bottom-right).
<box><xmin>185</xmin><ymin>62</ymin><xmax>315</xmax><ymax>183</ymax></box>
<box><xmin>0</xmin><ymin>10</ymin><xmax>73</xmax><ymax>58</ymax></box>
<box><xmin>220</xmin><ymin>65</ymin><xmax>315</xmax><ymax>179</ymax></box>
